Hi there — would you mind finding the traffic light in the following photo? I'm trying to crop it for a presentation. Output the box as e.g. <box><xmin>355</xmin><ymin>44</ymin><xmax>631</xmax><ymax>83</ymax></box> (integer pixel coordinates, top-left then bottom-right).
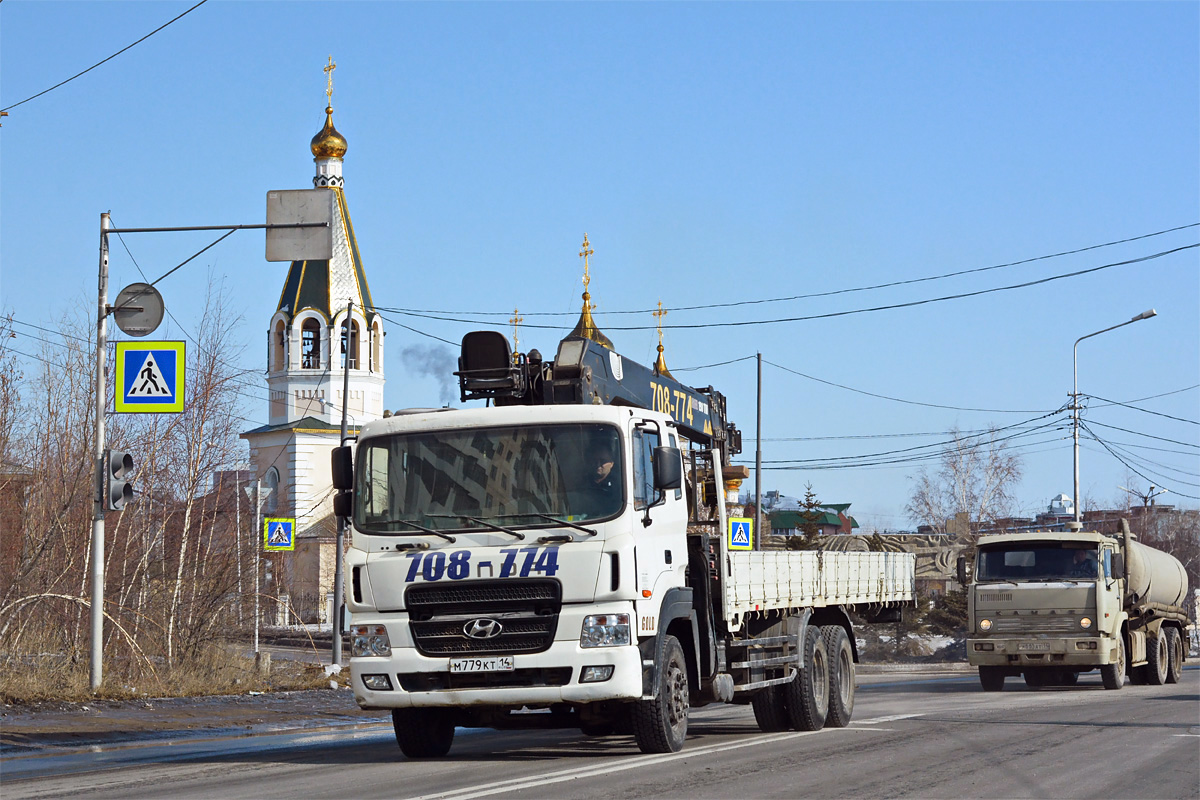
<box><xmin>105</xmin><ymin>449</ymin><xmax>134</xmax><ymax>511</ymax></box>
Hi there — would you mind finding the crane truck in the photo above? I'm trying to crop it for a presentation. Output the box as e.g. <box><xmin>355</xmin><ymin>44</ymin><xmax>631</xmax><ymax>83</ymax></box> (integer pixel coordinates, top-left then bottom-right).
<box><xmin>332</xmin><ymin>329</ymin><xmax>916</xmax><ymax>756</ymax></box>
<box><xmin>961</xmin><ymin>520</ymin><xmax>1189</xmax><ymax>691</ymax></box>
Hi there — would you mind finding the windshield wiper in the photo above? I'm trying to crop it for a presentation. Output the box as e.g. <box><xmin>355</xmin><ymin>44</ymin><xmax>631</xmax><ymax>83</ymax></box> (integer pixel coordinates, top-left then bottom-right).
<box><xmin>509</xmin><ymin>512</ymin><xmax>598</xmax><ymax>538</ymax></box>
<box><xmin>374</xmin><ymin>519</ymin><xmax>456</xmax><ymax>543</ymax></box>
<box><xmin>428</xmin><ymin>514</ymin><xmax>525</xmax><ymax>540</ymax></box>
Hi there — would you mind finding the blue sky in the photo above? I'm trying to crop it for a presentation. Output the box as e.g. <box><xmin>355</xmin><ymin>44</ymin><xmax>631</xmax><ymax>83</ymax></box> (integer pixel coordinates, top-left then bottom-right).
<box><xmin>2</xmin><ymin>1</ymin><xmax>1197</xmax><ymax>528</ymax></box>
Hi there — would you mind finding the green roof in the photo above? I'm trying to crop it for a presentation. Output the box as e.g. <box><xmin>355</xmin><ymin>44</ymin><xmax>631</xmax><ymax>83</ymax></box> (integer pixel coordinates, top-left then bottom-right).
<box><xmin>770</xmin><ymin>509</ymin><xmax>859</xmax><ymax>530</ymax></box>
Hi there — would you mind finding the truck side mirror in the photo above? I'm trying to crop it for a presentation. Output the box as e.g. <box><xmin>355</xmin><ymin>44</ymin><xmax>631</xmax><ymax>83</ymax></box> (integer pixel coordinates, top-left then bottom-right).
<box><xmin>653</xmin><ymin>446</ymin><xmax>682</xmax><ymax>491</ymax></box>
<box><xmin>331</xmin><ymin>446</ymin><xmax>353</xmax><ymax>491</ymax></box>
<box><xmin>1110</xmin><ymin>553</ymin><xmax>1125</xmax><ymax>580</ymax></box>
<box><xmin>957</xmin><ymin>556</ymin><xmax>968</xmax><ymax>586</ymax></box>
<box><xmin>333</xmin><ymin>491</ymin><xmax>353</xmax><ymax>519</ymax></box>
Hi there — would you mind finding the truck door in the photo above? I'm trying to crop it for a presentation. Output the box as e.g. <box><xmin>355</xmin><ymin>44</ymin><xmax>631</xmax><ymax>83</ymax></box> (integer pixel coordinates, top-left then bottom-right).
<box><xmin>632</xmin><ymin>421</ymin><xmax>685</xmax><ymax>637</ymax></box>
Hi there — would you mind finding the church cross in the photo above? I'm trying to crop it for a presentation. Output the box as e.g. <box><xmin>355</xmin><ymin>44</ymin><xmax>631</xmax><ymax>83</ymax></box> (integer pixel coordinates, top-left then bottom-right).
<box><xmin>509</xmin><ymin>308</ymin><xmax>524</xmax><ymax>355</ymax></box>
<box><xmin>579</xmin><ymin>233</ymin><xmax>594</xmax><ymax>290</ymax></box>
<box><xmin>653</xmin><ymin>301</ymin><xmax>668</xmax><ymax>348</ymax></box>
<box><xmin>324</xmin><ymin>56</ymin><xmax>337</xmax><ymax>106</ymax></box>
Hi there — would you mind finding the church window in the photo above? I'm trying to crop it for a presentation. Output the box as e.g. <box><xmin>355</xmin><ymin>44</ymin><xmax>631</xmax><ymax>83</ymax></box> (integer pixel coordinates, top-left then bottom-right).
<box><xmin>301</xmin><ymin>319</ymin><xmax>321</xmax><ymax>369</ymax></box>
<box><xmin>264</xmin><ymin>467</ymin><xmax>280</xmax><ymax>514</ymax></box>
<box><xmin>272</xmin><ymin>321</ymin><xmax>287</xmax><ymax>371</ymax></box>
<box><xmin>341</xmin><ymin>319</ymin><xmax>359</xmax><ymax>369</ymax></box>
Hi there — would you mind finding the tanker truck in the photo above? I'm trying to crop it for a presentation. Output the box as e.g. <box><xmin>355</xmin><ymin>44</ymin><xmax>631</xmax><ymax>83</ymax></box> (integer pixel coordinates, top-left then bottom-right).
<box><xmin>332</xmin><ymin>328</ymin><xmax>915</xmax><ymax>756</ymax></box>
<box><xmin>960</xmin><ymin>520</ymin><xmax>1189</xmax><ymax>691</ymax></box>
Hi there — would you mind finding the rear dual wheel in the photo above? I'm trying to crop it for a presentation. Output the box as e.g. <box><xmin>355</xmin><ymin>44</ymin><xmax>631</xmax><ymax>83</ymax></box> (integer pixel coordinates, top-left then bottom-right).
<box><xmin>1165</xmin><ymin>626</ymin><xmax>1184</xmax><ymax>684</ymax></box>
<box><xmin>1145</xmin><ymin>630</ymin><xmax>1170</xmax><ymax>686</ymax></box>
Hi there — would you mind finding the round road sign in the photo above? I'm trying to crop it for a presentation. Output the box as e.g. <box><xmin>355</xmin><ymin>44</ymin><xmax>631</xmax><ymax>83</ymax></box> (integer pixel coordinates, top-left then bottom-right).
<box><xmin>112</xmin><ymin>283</ymin><xmax>165</xmax><ymax>337</ymax></box>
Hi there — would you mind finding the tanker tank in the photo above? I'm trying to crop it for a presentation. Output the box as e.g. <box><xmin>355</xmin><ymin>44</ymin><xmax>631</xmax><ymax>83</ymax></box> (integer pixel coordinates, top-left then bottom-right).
<box><xmin>1123</xmin><ymin>535</ymin><xmax>1189</xmax><ymax>610</ymax></box>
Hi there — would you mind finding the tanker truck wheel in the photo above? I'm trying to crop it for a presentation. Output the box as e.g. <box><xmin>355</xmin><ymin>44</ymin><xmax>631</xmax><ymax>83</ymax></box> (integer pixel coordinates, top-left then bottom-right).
<box><xmin>785</xmin><ymin>625</ymin><xmax>829</xmax><ymax>731</ymax></box>
<box><xmin>392</xmin><ymin>708</ymin><xmax>455</xmax><ymax>758</ymax></box>
<box><xmin>1165</xmin><ymin>627</ymin><xmax>1184</xmax><ymax>684</ymax></box>
<box><xmin>1145</xmin><ymin>629</ymin><xmax>1170</xmax><ymax>685</ymax></box>
<box><xmin>632</xmin><ymin>634</ymin><xmax>689</xmax><ymax>753</ymax></box>
<box><xmin>979</xmin><ymin>666</ymin><xmax>1005</xmax><ymax>692</ymax></box>
<box><xmin>821</xmin><ymin>625</ymin><xmax>855</xmax><ymax>728</ymax></box>
<box><xmin>1100</xmin><ymin>636</ymin><xmax>1125</xmax><ymax>690</ymax></box>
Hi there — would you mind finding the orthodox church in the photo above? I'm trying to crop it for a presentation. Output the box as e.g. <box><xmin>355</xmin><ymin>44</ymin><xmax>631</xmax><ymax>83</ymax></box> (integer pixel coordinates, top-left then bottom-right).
<box><xmin>241</xmin><ymin>71</ymin><xmax>385</xmax><ymax>622</ymax></box>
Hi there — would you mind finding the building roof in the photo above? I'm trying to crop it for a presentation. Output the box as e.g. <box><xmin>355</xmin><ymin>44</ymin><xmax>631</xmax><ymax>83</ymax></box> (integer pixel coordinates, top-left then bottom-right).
<box><xmin>241</xmin><ymin>415</ymin><xmax>357</xmax><ymax>437</ymax></box>
<box><xmin>770</xmin><ymin>508</ymin><xmax>860</xmax><ymax>530</ymax></box>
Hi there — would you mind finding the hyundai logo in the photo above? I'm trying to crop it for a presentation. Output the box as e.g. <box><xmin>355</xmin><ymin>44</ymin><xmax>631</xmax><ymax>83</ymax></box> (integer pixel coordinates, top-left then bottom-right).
<box><xmin>464</xmin><ymin>618</ymin><xmax>503</xmax><ymax>639</ymax></box>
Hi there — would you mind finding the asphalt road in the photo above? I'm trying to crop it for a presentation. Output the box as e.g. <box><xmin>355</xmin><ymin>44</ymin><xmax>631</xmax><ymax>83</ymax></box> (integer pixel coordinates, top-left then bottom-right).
<box><xmin>4</xmin><ymin>668</ymin><xmax>1197</xmax><ymax>800</ymax></box>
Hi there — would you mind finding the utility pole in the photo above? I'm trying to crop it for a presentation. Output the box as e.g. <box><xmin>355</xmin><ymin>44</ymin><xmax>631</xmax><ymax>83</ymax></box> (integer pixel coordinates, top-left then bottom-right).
<box><xmin>89</xmin><ymin>213</ymin><xmax>110</xmax><ymax>692</ymax></box>
<box><xmin>755</xmin><ymin>352</ymin><xmax>762</xmax><ymax>546</ymax></box>
<box><xmin>332</xmin><ymin>300</ymin><xmax>353</xmax><ymax>665</ymax></box>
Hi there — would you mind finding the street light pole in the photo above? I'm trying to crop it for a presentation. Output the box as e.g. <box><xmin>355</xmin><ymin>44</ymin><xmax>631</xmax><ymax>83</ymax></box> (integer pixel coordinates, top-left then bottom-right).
<box><xmin>1072</xmin><ymin>309</ymin><xmax>1157</xmax><ymax>522</ymax></box>
<box><xmin>90</xmin><ymin>213</ymin><xmax>111</xmax><ymax>692</ymax></box>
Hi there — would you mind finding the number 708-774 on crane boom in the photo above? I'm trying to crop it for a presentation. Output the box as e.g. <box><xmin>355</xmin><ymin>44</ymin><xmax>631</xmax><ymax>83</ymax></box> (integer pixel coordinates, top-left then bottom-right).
<box><xmin>331</xmin><ymin>329</ymin><xmax>916</xmax><ymax>757</ymax></box>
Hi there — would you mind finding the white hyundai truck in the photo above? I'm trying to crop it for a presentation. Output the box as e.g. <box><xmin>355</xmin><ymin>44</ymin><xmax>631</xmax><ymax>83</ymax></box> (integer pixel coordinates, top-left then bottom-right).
<box><xmin>332</xmin><ymin>330</ymin><xmax>915</xmax><ymax>756</ymax></box>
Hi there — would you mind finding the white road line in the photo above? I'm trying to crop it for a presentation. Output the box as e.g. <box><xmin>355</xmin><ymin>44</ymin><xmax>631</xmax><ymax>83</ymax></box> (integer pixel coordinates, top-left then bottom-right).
<box><xmin>408</xmin><ymin>726</ymin><xmax>889</xmax><ymax>800</ymax></box>
<box><xmin>854</xmin><ymin>713</ymin><xmax>925</xmax><ymax>725</ymax></box>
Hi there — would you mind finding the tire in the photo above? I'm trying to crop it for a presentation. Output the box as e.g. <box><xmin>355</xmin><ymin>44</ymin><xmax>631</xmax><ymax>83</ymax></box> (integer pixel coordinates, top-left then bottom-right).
<box><xmin>979</xmin><ymin>665</ymin><xmax>1005</xmax><ymax>692</ymax></box>
<box><xmin>1165</xmin><ymin>626</ymin><xmax>1184</xmax><ymax>684</ymax></box>
<box><xmin>785</xmin><ymin>625</ymin><xmax>829</xmax><ymax>732</ymax></box>
<box><xmin>392</xmin><ymin>708</ymin><xmax>455</xmax><ymax>758</ymax></box>
<box><xmin>821</xmin><ymin>625</ymin><xmax>855</xmax><ymax>728</ymax></box>
<box><xmin>632</xmin><ymin>635</ymin><xmax>689</xmax><ymax>753</ymax></box>
<box><xmin>1100</xmin><ymin>635</ymin><xmax>1125</xmax><ymax>690</ymax></box>
<box><xmin>751</xmin><ymin>685</ymin><xmax>790</xmax><ymax>732</ymax></box>
<box><xmin>1145</xmin><ymin>630</ymin><xmax>1169</xmax><ymax>685</ymax></box>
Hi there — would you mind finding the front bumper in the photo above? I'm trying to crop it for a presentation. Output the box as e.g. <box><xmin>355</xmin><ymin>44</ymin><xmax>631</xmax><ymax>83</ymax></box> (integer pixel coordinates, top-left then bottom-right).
<box><xmin>350</xmin><ymin>604</ymin><xmax>645</xmax><ymax>710</ymax></box>
<box><xmin>966</xmin><ymin>636</ymin><xmax>1119</xmax><ymax>668</ymax></box>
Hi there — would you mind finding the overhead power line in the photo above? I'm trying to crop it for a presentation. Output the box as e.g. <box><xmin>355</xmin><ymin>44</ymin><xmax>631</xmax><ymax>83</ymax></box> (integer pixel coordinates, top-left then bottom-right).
<box><xmin>1080</xmin><ymin>423</ymin><xmax>1200</xmax><ymax>499</ymax></box>
<box><xmin>390</xmin><ymin>223</ymin><xmax>1200</xmax><ymax>317</ymax></box>
<box><xmin>1085</xmin><ymin>420</ymin><xmax>1200</xmax><ymax>449</ymax></box>
<box><xmin>1085</xmin><ymin>394</ymin><xmax>1199</xmax><ymax>426</ymax></box>
<box><xmin>1</xmin><ymin>0</ymin><xmax>211</xmax><ymax>113</ymax></box>
<box><xmin>380</xmin><ymin>243</ymin><xmax>1198</xmax><ymax>332</ymax></box>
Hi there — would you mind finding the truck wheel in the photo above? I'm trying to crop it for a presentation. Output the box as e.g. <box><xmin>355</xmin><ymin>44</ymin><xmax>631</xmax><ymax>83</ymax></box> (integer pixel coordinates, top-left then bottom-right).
<box><xmin>821</xmin><ymin>625</ymin><xmax>855</xmax><ymax>728</ymax></box>
<box><xmin>751</xmin><ymin>685</ymin><xmax>790</xmax><ymax>732</ymax></box>
<box><xmin>785</xmin><ymin>625</ymin><xmax>829</xmax><ymax>732</ymax></box>
<box><xmin>1100</xmin><ymin>636</ymin><xmax>1125</xmax><ymax>690</ymax></box>
<box><xmin>392</xmin><ymin>708</ymin><xmax>455</xmax><ymax>758</ymax></box>
<box><xmin>1023</xmin><ymin>670</ymin><xmax>1049</xmax><ymax>688</ymax></box>
<box><xmin>1145</xmin><ymin>630</ymin><xmax>1169</xmax><ymax>685</ymax></box>
<box><xmin>1165</xmin><ymin>626</ymin><xmax>1184</xmax><ymax>684</ymax></box>
<box><xmin>632</xmin><ymin>634</ymin><xmax>689</xmax><ymax>753</ymax></box>
<box><xmin>979</xmin><ymin>666</ymin><xmax>1005</xmax><ymax>692</ymax></box>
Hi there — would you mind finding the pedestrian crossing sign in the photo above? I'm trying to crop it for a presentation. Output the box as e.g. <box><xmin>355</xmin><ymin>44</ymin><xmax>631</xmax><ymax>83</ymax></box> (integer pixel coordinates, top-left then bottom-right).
<box><xmin>115</xmin><ymin>341</ymin><xmax>185</xmax><ymax>413</ymax></box>
<box><xmin>264</xmin><ymin>518</ymin><xmax>296</xmax><ymax>551</ymax></box>
<box><xmin>728</xmin><ymin>517</ymin><xmax>753</xmax><ymax>550</ymax></box>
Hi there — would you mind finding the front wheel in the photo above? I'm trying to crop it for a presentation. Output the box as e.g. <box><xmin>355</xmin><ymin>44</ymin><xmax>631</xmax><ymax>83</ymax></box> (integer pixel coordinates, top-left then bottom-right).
<box><xmin>979</xmin><ymin>666</ymin><xmax>1005</xmax><ymax>692</ymax></box>
<box><xmin>392</xmin><ymin>708</ymin><xmax>455</xmax><ymax>758</ymax></box>
<box><xmin>632</xmin><ymin>635</ymin><xmax>689</xmax><ymax>753</ymax></box>
<box><xmin>1100</xmin><ymin>636</ymin><xmax>1125</xmax><ymax>690</ymax></box>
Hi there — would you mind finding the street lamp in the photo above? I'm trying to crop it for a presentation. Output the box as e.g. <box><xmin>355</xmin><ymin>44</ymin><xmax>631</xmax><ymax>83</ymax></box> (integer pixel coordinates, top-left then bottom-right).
<box><xmin>1072</xmin><ymin>309</ymin><xmax>1157</xmax><ymax>522</ymax></box>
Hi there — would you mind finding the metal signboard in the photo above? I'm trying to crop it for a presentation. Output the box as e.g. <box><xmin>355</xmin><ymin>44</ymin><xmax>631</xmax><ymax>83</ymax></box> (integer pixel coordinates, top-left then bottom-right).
<box><xmin>264</xmin><ymin>518</ymin><xmax>296</xmax><ymax>551</ymax></box>
<box><xmin>114</xmin><ymin>341</ymin><xmax>185</xmax><ymax>413</ymax></box>
<box><xmin>728</xmin><ymin>517</ymin><xmax>753</xmax><ymax>551</ymax></box>
<box><xmin>266</xmin><ymin>189</ymin><xmax>334</xmax><ymax>261</ymax></box>
<box><xmin>112</xmin><ymin>282</ymin><xmax>165</xmax><ymax>337</ymax></box>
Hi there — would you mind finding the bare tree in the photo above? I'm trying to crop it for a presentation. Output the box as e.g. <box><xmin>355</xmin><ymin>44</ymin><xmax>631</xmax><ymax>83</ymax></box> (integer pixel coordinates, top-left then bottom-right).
<box><xmin>906</xmin><ymin>426</ymin><xmax>1023</xmax><ymax>541</ymax></box>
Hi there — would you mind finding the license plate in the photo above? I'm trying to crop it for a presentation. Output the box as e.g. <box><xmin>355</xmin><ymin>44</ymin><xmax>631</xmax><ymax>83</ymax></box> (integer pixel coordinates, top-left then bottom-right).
<box><xmin>449</xmin><ymin>656</ymin><xmax>515</xmax><ymax>673</ymax></box>
<box><xmin>1018</xmin><ymin>642</ymin><xmax>1050</xmax><ymax>652</ymax></box>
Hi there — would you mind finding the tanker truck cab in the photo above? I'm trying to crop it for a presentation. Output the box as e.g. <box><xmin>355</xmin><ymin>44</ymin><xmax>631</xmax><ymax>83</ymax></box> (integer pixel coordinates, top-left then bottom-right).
<box><xmin>343</xmin><ymin>403</ymin><xmax>688</xmax><ymax>714</ymax></box>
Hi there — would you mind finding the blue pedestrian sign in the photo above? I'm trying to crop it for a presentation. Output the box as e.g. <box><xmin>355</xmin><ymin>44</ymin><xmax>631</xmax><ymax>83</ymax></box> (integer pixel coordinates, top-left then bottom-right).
<box><xmin>264</xmin><ymin>518</ymin><xmax>296</xmax><ymax>551</ymax></box>
<box><xmin>728</xmin><ymin>517</ymin><xmax>753</xmax><ymax>550</ymax></box>
<box><xmin>115</xmin><ymin>341</ymin><xmax>185</xmax><ymax>413</ymax></box>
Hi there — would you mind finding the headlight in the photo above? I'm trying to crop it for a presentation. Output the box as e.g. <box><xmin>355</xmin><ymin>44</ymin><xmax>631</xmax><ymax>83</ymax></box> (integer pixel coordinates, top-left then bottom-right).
<box><xmin>351</xmin><ymin>625</ymin><xmax>392</xmax><ymax>657</ymax></box>
<box><xmin>979</xmin><ymin>618</ymin><xmax>992</xmax><ymax>632</ymax></box>
<box><xmin>1080</xmin><ymin>617</ymin><xmax>1092</xmax><ymax>629</ymax></box>
<box><xmin>580</xmin><ymin>614</ymin><xmax>631</xmax><ymax>648</ymax></box>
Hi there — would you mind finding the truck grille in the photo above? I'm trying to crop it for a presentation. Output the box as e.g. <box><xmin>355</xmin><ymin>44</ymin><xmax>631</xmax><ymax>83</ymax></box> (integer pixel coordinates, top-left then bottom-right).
<box><xmin>991</xmin><ymin>616</ymin><xmax>1083</xmax><ymax>634</ymax></box>
<box><xmin>406</xmin><ymin>579</ymin><xmax>561</xmax><ymax>656</ymax></box>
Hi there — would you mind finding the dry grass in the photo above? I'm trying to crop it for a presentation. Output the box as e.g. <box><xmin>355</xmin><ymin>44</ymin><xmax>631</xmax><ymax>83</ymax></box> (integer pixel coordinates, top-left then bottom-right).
<box><xmin>0</xmin><ymin>640</ymin><xmax>331</xmax><ymax>705</ymax></box>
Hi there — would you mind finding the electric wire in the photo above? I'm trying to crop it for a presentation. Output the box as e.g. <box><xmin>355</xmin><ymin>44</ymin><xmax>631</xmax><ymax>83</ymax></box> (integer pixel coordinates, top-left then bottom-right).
<box><xmin>1078</xmin><ymin>422</ymin><xmax>1200</xmax><ymax>500</ymax></box>
<box><xmin>391</xmin><ymin>223</ymin><xmax>1200</xmax><ymax>317</ymax></box>
<box><xmin>1085</xmin><ymin>420</ymin><xmax>1200</xmax><ymax>449</ymax></box>
<box><xmin>1084</xmin><ymin>394</ymin><xmax>1199</xmax><ymax>426</ymax></box>
<box><xmin>1</xmin><ymin>0</ymin><xmax>211</xmax><ymax>113</ymax></box>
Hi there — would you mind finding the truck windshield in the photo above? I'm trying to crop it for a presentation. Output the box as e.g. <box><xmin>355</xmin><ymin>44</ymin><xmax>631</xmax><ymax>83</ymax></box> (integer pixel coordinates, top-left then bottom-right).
<box><xmin>354</xmin><ymin>423</ymin><xmax>624</xmax><ymax>533</ymax></box>
<box><xmin>976</xmin><ymin>543</ymin><xmax>1099</xmax><ymax>581</ymax></box>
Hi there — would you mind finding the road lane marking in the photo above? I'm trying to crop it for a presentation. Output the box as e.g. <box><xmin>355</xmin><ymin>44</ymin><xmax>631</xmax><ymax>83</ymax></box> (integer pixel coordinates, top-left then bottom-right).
<box><xmin>408</xmin><ymin>727</ymin><xmax>887</xmax><ymax>800</ymax></box>
<box><xmin>854</xmin><ymin>713</ymin><xmax>925</xmax><ymax>724</ymax></box>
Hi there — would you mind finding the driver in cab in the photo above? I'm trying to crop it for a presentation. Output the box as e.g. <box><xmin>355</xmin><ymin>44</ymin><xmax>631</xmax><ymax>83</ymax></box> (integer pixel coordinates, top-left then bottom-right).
<box><xmin>575</xmin><ymin>441</ymin><xmax>622</xmax><ymax>519</ymax></box>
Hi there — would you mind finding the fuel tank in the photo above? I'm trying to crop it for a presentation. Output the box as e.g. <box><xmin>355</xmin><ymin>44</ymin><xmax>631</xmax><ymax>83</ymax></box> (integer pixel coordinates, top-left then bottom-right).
<box><xmin>1124</xmin><ymin>537</ymin><xmax>1188</xmax><ymax>609</ymax></box>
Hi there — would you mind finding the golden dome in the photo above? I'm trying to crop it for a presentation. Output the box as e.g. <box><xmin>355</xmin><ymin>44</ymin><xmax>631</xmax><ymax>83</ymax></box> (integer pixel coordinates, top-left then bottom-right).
<box><xmin>310</xmin><ymin>106</ymin><xmax>348</xmax><ymax>159</ymax></box>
